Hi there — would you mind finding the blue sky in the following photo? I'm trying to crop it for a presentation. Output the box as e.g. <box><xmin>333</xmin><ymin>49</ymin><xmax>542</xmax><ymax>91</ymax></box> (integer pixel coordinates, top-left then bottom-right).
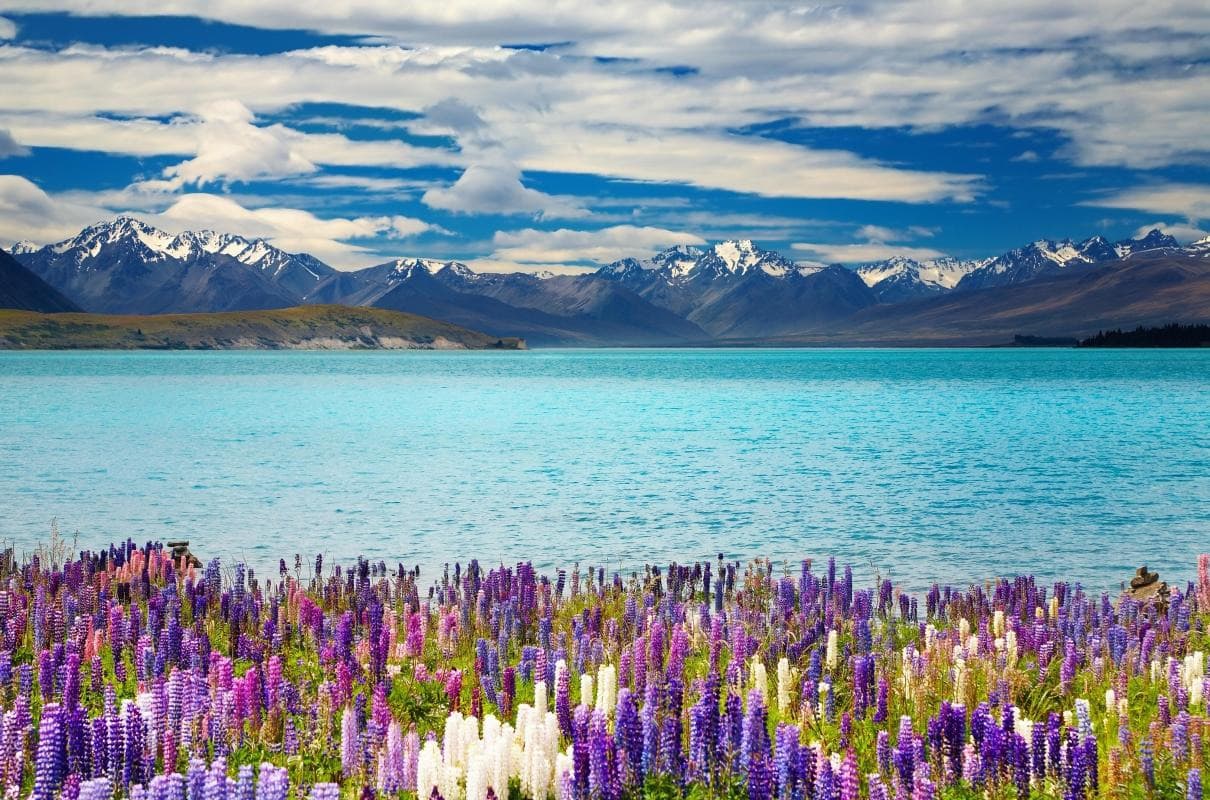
<box><xmin>0</xmin><ymin>3</ymin><xmax>1207</xmax><ymax>272</ymax></box>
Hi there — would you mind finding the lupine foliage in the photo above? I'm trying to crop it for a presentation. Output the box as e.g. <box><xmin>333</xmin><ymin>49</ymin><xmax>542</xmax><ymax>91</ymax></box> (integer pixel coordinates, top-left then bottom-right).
<box><xmin>2</xmin><ymin>545</ymin><xmax>1209</xmax><ymax>800</ymax></box>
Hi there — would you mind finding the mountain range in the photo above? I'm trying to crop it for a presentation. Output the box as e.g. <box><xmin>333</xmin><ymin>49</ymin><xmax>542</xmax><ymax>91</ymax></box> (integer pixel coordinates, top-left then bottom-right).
<box><xmin>7</xmin><ymin>217</ymin><xmax>1210</xmax><ymax>345</ymax></box>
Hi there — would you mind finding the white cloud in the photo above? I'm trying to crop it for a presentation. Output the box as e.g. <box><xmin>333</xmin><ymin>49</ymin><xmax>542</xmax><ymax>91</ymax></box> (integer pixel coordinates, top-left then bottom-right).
<box><xmin>1133</xmin><ymin>220</ymin><xmax>1208</xmax><ymax>243</ymax></box>
<box><xmin>791</xmin><ymin>240</ymin><xmax>947</xmax><ymax>263</ymax></box>
<box><xmin>0</xmin><ymin>42</ymin><xmax>977</xmax><ymax>204</ymax></box>
<box><xmin>463</xmin><ymin>258</ymin><xmax>594</xmax><ymax>275</ymax></box>
<box><xmin>0</xmin><ymin>128</ymin><xmax>28</xmax><ymax>158</ymax></box>
<box><xmin>0</xmin><ymin>17</ymin><xmax>15</xmax><ymax>40</ymax></box>
<box><xmin>1082</xmin><ymin>184</ymin><xmax>1210</xmax><ymax>220</ymax></box>
<box><xmin>422</xmin><ymin>162</ymin><xmax>589</xmax><ymax>219</ymax></box>
<box><xmin>151</xmin><ymin>100</ymin><xmax>317</xmax><ymax>189</ymax></box>
<box><xmin>490</xmin><ymin>224</ymin><xmax>705</xmax><ymax>264</ymax></box>
<box><xmin>0</xmin><ymin>175</ymin><xmax>433</xmax><ymax>268</ymax></box>
<box><xmin>0</xmin><ymin>174</ymin><xmax>110</xmax><ymax>246</ymax></box>
<box><xmin>1</xmin><ymin>1</ymin><xmax>1205</xmax><ymax>173</ymax></box>
<box><xmin>508</xmin><ymin>126</ymin><xmax>980</xmax><ymax>203</ymax></box>
<box><xmin>152</xmin><ymin>194</ymin><xmax>431</xmax><ymax>266</ymax></box>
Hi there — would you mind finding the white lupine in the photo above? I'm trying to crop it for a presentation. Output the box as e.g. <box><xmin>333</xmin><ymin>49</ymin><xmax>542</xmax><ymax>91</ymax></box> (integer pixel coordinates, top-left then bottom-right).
<box><xmin>440</xmin><ymin>761</ymin><xmax>463</xmax><ymax>800</ymax></box>
<box><xmin>579</xmin><ymin>674</ymin><xmax>593</xmax><ymax>709</ymax></box>
<box><xmin>464</xmin><ymin>745</ymin><xmax>488</xmax><ymax>800</ymax></box>
<box><xmin>1105</xmin><ymin>689</ymin><xmax>1116</xmax><ymax>713</ymax></box>
<box><xmin>1014</xmin><ymin>714</ymin><xmax>1032</xmax><ymax>743</ymax></box>
<box><xmin>900</xmin><ymin>647</ymin><xmax>915</xmax><ymax>700</ymax></box>
<box><xmin>751</xmin><ymin>656</ymin><xmax>768</xmax><ymax>701</ymax></box>
<box><xmin>953</xmin><ymin>646</ymin><xmax>967</xmax><ymax>703</ymax></box>
<box><xmin>993</xmin><ymin>609</ymin><xmax>1005</xmax><ymax>638</ymax></box>
<box><xmin>417</xmin><ymin>739</ymin><xmax>443</xmax><ymax>800</ymax></box>
<box><xmin>825</xmin><ymin>630</ymin><xmax>839</xmax><ymax>670</ymax></box>
<box><xmin>959</xmin><ymin>618</ymin><xmax>971</xmax><ymax>644</ymax></box>
<box><xmin>967</xmin><ymin>634</ymin><xmax>980</xmax><ymax>655</ymax></box>
<box><xmin>487</xmin><ymin>722</ymin><xmax>511</xmax><ymax>800</ymax></box>
<box><xmin>1150</xmin><ymin>659</ymin><xmax>1161</xmax><ymax>682</ymax></box>
<box><xmin>777</xmin><ymin>657</ymin><xmax>793</xmax><ymax>715</ymax></box>
<box><xmin>534</xmin><ymin>680</ymin><xmax>547</xmax><ymax>716</ymax></box>
<box><xmin>1118</xmin><ymin>697</ymin><xmax>1129</xmax><ymax>716</ymax></box>
<box><xmin>817</xmin><ymin>682</ymin><xmax>830</xmax><ymax>718</ymax></box>
<box><xmin>1049</xmin><ymin>597</ymin><xmax>1059</xmax><ymax>619</ymax></box>
<box><xmin>1005</xmin><ymin>629</ymin><xmax>1018</xmax><ymax>667</ymax></box>
<box><xmin>1181</xmin><ymin>651</ymin><xmax>1205</xmax><ymax>706</ymax></box>
<box><xmin>595</xmin><ymin>663</ymin><xmax>617</xmax><ymax>715</ymax></box>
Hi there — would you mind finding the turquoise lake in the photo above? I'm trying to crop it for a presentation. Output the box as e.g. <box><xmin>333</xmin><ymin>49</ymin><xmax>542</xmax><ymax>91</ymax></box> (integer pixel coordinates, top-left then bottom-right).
<box><xmin>0</xmin><ymin>348</ymin><xmax>1207</xmax><ymax>589</ymax></box>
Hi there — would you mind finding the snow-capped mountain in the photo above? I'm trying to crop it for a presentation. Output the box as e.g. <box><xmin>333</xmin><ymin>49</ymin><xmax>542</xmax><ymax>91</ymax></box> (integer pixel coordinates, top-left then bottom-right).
<box><xmin>856</xmin><ymin>256</ymin><xmax>986</xmax><ymax>303</ymax></box>
<box><xmin>596</xmin><ymin>240</ymin><xmax>875</xmax><ymax>337</ymax></box>
<box><xmin>602</xmin><ymin>240</ymin><xmax>822</xmax><ymax>282</ymax></box>
<box><xmin>8</xmin><ymin>218</ymin><xmax>1207</xmax><ymax>343</ymax></box>
<box><xmin>853</xmin><ymin>229</ymin><xmax>1184</xmax><ymax>300</ymax></box>
<box><xmin>1184</xmin><ymin>235</ymin><xmax>1210</xmax><ymax>258</ymax></box>
<box><xmin>954</xmin><ymin>230</ymin><xmax>1179</xmax><ymax>292</ymax></box>
<box><xmin>14</xmin><ymin>217</ymin><xmax>335</xmax><ymax>313</ymax></box>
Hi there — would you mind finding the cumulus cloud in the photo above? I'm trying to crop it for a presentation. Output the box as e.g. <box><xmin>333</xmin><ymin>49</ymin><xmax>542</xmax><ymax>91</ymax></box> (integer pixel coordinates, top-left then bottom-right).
<box><xmin>0</xmin><ymin>128</ymin><xmax>29</xmax><ymax>158</ymax></box>
<box><xmin>489</xmin><ymin>224</ymin><xmax>705</xmax><ymax>265</ymax></box>
<box><xmin>422</xmin><ymin>162</ymin><xmax>589</xmax><ymax>219</ymax></box>
<box><xmin>143</xmin><ymin>100</ymin><xmax>317</xmax><ymax>190</ymax></box>
<box><xmin>1082</xmin><ymin>184</ymin><xmax>1210</xmax><ymax>221</ymax></box>
<box><xmin>0</xmin><ymin>17</ymin><xmax>15</xmax><ymax>40</ymax></box>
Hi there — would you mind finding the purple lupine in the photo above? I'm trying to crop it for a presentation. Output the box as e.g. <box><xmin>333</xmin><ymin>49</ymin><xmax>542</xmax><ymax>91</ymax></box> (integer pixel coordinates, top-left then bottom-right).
<box><xmin>1189</xmin><ymin>769</ymin><xmax>1203</xmax><ymax>800</ymax></box>
<box><xmin>615</xmin><ymin>688</ymin><xmax>643</xmax><ymax>786</ymax></box>
<box><xmin>1140</xmin><ymin>737</ymin><xmax>1155</xmax><ymax>789</ymax></box>
<box><xmin>749</xmin><ymin>753</ymin><xmax>773</xmax><ymax>800</ymax></box>
<box><xmin>741</xmin><ymin>689</ymin><xmax>770</xmax><ymax>775</ymax></box>
<box><xmin>839</xmin><ymin>751</ymin><xmax>859</xmax><ymax>800</ymax></box>
<box><xmin>893</xmin><ymin>716</ymin><xmax>915</xmax><ymax>790</ymax></box>
<box><xmin>32</xmin><ymin>702</ymin><xmax>64</xmax><ymax>800</ymax></box>
<box><xmin>773</xmin><ymin>723</ymin><xmax>798</xmax><ymax>800</ymax></box>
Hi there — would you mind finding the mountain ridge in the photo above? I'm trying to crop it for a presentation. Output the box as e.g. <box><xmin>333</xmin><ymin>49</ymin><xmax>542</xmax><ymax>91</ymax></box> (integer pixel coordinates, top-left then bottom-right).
<box><xmin>9</xmin><ymin>218</ymin><xmax>1210</xmax><ymax>344</ymax></box>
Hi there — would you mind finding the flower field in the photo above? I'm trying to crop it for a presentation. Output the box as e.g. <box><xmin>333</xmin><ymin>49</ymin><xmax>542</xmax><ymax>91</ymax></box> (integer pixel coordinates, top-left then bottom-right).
<box><xmin>5</xmin><ymin>544</ymin><xmax>1210</xmax><ymax>800</ymax></box>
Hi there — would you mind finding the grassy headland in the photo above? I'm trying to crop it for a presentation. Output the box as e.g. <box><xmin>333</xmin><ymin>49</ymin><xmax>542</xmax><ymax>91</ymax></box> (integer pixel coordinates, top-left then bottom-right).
<box><xmin>0</xmin><ymin>305</ymin><xmax>526</xmax><ymax>350</ymax></box>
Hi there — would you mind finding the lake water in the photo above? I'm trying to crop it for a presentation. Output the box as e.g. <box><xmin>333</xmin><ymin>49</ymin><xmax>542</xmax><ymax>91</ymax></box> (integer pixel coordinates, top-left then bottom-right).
<box><xmin>1</xmin><ymin>349</ymin><xmax>1207</xmax><ymax>590</ymax></box>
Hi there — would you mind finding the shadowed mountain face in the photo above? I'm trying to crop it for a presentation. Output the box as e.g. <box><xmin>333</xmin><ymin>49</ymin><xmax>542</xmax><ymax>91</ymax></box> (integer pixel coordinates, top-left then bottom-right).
<box><xmin>756</xmin><ymin>253</ymin><xmax>1210</xmax><ymax>345</ymax></box>
<box><xmin>0</xmin><ymin>249</ymin><xmax>81</xmax><ymax>312</ymax></box>
<box><xmin>367</xmin><ymin>263</ymin><xmax>708</xmax><ymax>346</ymax></box>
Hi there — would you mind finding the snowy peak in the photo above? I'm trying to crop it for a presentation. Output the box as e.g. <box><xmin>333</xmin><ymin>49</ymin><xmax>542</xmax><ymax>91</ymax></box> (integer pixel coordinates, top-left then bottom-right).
<box><xmin>385</xmin><ymin>257</ymin><xmax>477</xmax><ymax>282</ymax></box>
<box><xmin>856</xmin><ymin>255</ymin><xmax>985</xmax><ymax>302</ymax></box>
<box><xmin>599</xmin><ymin>240</ymin><xmax>816</xmax><ymax>283</ymax></box>
<box><xmin>25</xmin><ymin>217</ymin><xmax>334</xmax><ymax>288</ymax></box>
<box><xmin>698</xmin><ymin>239</ymin><xmax>798</xmax><ymax>277</ymax></box>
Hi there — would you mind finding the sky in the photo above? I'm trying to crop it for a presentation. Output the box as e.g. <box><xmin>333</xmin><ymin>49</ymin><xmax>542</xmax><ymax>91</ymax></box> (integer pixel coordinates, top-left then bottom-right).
<box><xmin>0</xmin><ymin>2</ymin><xmax>1207</xmax><ymax>273</ymax></box>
